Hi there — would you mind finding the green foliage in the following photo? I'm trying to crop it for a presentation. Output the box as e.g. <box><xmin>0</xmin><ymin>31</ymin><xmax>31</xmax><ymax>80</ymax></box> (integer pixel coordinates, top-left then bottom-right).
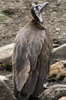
<box><xmin>2</xmin><ymin>64</ymin><xmax>12</xmax><ymax>71</ymax></box>
<box><xmin>0</xmin><ymin>11</ymin><xmax>10</xmax><ymax>23</ymax></box>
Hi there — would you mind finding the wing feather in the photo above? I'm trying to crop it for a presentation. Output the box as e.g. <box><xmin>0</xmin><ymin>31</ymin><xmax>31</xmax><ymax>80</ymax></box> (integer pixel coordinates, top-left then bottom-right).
<box><xmin>12</xmin><ymin>27</ymin><xmax>46</xmax><ymax>92</ymax></box>
<box><xmin>12</xmin><ymin>36</ymin><xmax>30</xmax><ymax>91</ymax></box>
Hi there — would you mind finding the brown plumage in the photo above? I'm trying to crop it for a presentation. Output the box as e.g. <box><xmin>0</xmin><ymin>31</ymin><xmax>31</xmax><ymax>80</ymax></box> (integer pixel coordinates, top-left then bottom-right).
<box><xmin>12</xmin><ymin>2</ymin><xmax>52</xmax><ymax>100</ymax></box>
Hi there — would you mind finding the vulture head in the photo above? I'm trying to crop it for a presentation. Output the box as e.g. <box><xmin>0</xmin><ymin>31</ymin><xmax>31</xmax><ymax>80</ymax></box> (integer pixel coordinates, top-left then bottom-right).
<box><xmin>31</xmin><ymin>2</ymin><xmax>49</xmax><ymax>24</ymax></box>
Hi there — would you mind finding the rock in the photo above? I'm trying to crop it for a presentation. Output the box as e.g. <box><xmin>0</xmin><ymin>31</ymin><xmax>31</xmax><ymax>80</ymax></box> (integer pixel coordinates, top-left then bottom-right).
<box><xmin>53</xmin><ymin>43</ymin><xmax>60</xmax><ymax>48</ymax></box>
<box><xmin>52</xmin><ymin>43</ymin><xmax>66</xmax><ymax>63</ymax></box>
<box><xmin>0</xmin><ymin>43</ymin><xmax>14</xmax><ymax>64</ymax></box>
<box><xmin>0</xmin><ymin>75</ymin><xmax>8</xmax><ymax>81</ymax></box>
<box><xmin>47</xmin><ymin>60</ymin><xmax>66</xmax><ymax>81</ymax></box>
<box><xmin>0</xmin><ymin>76</ymin><xmax>16</xmax><ymax>100</ymax></box>
<box><xmin>40</xmin><ymin>85</ymin><xmax>66</xmax><ymax>100</ymax></box>
<box><xmin>53</xmin><ymin>38</ymin><xmax>62</xmax><ymax>46</ymax></box>
<box><xmin>59</xmin><ymin>97</ymin><xmax>66</xmax><ymax>100</ymax></box>
<box><xmin>55</xmin><ymin>28</ymin><xmax>60</xmax><ymax>32</ymax></box>
<box><xmin>56</xmin><ymin>0</ymin><xmax>61</xmax><ymax>6</ymax></box>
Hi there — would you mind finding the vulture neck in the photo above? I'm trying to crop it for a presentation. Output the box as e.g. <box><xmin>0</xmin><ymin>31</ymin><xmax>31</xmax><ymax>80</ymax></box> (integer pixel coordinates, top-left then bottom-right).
<box><xmin>29</xmin><ymin>19</ymin><xmax>45</xmax><ymax>30</ymax></box>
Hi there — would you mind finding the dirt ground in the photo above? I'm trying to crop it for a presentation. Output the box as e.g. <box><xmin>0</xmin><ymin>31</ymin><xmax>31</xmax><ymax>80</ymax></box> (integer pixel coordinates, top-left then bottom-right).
<box><xmin>0</xmin><ymin>0</ymin><xmax>66</xmax><ymax>47</ymax></box>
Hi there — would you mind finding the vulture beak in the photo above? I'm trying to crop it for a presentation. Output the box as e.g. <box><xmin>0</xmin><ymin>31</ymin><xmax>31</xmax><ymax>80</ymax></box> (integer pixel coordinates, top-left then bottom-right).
<box><xmin>38</xmin><ymin>2</ymin><xmax>49</xmax><ymax>12</ymax></box>
<box><xmin>31</xmin><ymin>2</ymin><xmax>49</xmax><ymax>24</ymax></box>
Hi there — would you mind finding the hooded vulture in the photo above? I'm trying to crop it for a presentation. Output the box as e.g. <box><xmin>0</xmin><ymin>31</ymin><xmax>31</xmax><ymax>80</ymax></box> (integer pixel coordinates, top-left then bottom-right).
<box><xmin>12</xmin><ymin>2</ymin><xmax>52</xmax><ymax>100</ymax></box>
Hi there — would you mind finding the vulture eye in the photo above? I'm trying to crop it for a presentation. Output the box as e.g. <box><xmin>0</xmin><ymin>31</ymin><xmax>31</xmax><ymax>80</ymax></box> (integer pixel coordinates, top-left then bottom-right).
<box><xmin>36</xmin><ymin>6</ymin><xmax>39</xmax><ymax>10</ymax></box>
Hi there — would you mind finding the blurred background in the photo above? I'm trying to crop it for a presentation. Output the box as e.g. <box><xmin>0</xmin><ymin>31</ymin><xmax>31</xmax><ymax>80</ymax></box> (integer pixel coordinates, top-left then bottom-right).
<box><xmin>0</xmin><ymin>0</ymin><xmax>66</xmax><ymax>47</ymax></box>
